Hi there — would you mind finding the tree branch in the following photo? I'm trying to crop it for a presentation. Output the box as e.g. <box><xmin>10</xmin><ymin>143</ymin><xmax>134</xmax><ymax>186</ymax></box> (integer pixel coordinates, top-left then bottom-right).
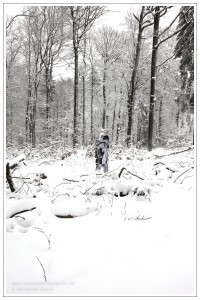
<box><xmin>157</xmin><ymin>17</ymin><xmax>192</xmax><ymax>48</ymax></box>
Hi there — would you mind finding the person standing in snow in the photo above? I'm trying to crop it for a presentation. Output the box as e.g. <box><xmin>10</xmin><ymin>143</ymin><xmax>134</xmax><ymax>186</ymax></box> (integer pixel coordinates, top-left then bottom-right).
<box><xmin>95</xmin><ymin>132</ymin><xmax>110</xmax><ymax>173</ymax></box>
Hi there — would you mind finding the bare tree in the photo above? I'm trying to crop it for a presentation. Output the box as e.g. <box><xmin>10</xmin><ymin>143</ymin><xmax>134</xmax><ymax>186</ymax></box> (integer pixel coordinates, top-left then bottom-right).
<box><xmin>65</xmin><ymin>6</ymin><xmax>106</xmax><ymax>148</ymax></box>
<box><xmin>6</xmin><ymin>26</ymin><xmax>22</xmax><ymax>145</ymax></box>
<box><xmin>147</xmin><ymin>6</ymin><xmax>193</xmax><ymax>150</ymax></box>
<box><xmin>95</xmin><ymin>25</ymin><xmax>123</xmax><ymax>129</ymax></box>
<box><xmin>125</xmin><ymin>6</ymin><xmax>155</xmax><ymax>147</ymax></box>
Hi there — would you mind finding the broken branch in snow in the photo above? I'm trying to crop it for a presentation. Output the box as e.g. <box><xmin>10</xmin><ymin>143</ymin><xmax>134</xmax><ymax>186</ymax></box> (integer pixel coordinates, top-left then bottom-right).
<box><xmin>36</xmin><ymin>256</ymin><xmax>47</xmax><ymax>281</ymax></box>
<box><xmin>63</xmin><ymin>178</ymin><xmax>80</xmax><ymax>182</ymax></box>
<box><xmin>34</xmin><ymin>227</ymin><xmax>51</xmax><ymax>250</ymax></box>
<box><xmin>173</xmin><ymin>167</ymin><xmax>194</xmax><ymax>183</ymax></box>
<box><xmin>154</xmin><ymin>146</ymin><xmax>194</xmax><ymax>158</ymax></box>
<box><xmin>51</xmin><ymin>192</ymin><xmax>70</xmax><ymax>203</ymax></box>
<box><xmin>154</xmin><ymin>162</ymin><xmax>176</xmax><ymax>173</ymax></box>
<box><xmin>82</xmin><ymin>179</ymin><xmax>103</xmax><ymax>195</ymax></box>
<box><xmin>118</xmin><ymin>167</ymin><xmax>145</xmax><ymax>180</ymax></box>
<box><xmin>10</xmin><ymin>207</ymin><xmax>36</xmax><ymax>218</ymax></box>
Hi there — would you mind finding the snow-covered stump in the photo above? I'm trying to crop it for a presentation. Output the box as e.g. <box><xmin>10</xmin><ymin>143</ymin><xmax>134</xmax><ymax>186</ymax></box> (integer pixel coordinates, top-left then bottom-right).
<box><xmin>6</xmin><ymin>163</ymin><xmax>16</xmax><ymax>192</ymax></box>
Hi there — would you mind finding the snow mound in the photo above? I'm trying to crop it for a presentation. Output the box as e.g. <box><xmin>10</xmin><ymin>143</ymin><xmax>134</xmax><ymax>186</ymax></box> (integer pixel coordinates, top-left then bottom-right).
<box><xmin>51</xmin><ymin>199</ymin><xmax>98</xmax><ymax>218</ymax></box>
<box><xmin>6</xmin><ymin>218</ymin><xmax>33</xmax><ymax>233</ymax></box>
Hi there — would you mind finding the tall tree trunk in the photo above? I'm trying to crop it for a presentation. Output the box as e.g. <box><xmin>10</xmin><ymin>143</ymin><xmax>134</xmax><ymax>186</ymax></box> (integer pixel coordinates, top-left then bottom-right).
<box><xmin>126</xmin><ymin>6</ymin><xmax>145</xmax><ymax>147</ymax></box>
<box><xmin>116</xmin><ymin>104</ymin><xmax>121</xmax><ymax>144</ymax></box>
<box><xmin>82</xmin><ymin>36</ymin><xmax>87</xmax><ymax>147</ymax></box>
<box><xmin>90</xmin><ymin>67</ymin><xmax>94</xmax><ymax>141</ymax></box>
<box><xmin>158</xmin><ymin>96</ymin><xmax>163</xmax><ymax>145</ymax></box>
<box><xmin>32</xmin><ymin>62</ymin><xmax>38</xmax><ymax>148</ymax></box>
<box><xmin>112</xmin><ymin>99</ymin><xmax>117</xmax><ymax>141</ymax></box>
<box><xmin>102</xmin><ymin>65</ymin><xmax>106</xmax><ymax>129</ymax></box>
<box><xmin>148</xmin><ymin>6</ymin><xmax>160</xmax><ymax>151</ymax></box>
<box><xmin>45</xmin><ymin>67</ymin><xmax>50</xmax><ymax>122</ymax></box>
<box><xmin>73</xmin><ymin>46</ymin><xmax>79</xmax><ymax>148</ymax></box>
<box><xmin>26</xmin><ymin>28</ymin><xmax>32</xmax><ymax>147</ymax></box>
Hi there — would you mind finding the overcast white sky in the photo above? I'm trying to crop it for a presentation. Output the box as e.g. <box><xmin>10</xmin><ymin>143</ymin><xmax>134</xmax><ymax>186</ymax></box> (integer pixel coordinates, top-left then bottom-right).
<box><xmin>5</xmin><ymin>3</ymin><xmax>180</xmax><ymax>27</ymax></box>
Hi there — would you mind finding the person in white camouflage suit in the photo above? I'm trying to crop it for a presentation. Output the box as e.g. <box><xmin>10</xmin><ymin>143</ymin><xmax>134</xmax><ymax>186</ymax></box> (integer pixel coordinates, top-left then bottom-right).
<box><xmin>95</xmin><ymin>131</ymin><xmax>110</xmax><ymax>173</ymax></box>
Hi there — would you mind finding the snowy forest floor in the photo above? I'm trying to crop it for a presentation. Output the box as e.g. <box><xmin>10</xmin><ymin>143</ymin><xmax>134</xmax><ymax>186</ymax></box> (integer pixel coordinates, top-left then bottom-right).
<box><xmin>5</xmin><ymin>145</ymin><xmax>196</xmax><ymax>296</ymax></box>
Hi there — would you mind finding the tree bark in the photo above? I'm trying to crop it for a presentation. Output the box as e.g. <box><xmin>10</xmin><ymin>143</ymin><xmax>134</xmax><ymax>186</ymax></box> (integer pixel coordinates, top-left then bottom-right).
<box><xmin>126</xmin><ymin>6</ymin><xmax>145</xmax><ymax>147</ymax></box>
<box><xmin>102</xmin><ymin>65</ymin><xmax>107</xmax><ymax>129</ymax></box>
<box><xmin>158</xmin><ymin>96</ymin><xmax>163</xmax><ymax>145</ymax></box>
<box><xmin>82</xmin><ymin>35</ymin><xmax>87</xmax><ymax>147</ymax></box>
<box><xmin>90</xmin><ymin>66</ymin><xmax>94</xmax><ymax>141</ymax></box>
<box><xmin>6</xmin><ymin>163</ymin><xmax>16</xmax><ymax>192</ymax></box>
<box><xmin>148</xmin><ymin>6</ymin><xmax>160</xmax><ymax>151</ymax></box>
<box><xmin>73</xmin><ymin>46</ymin><xmax>79</xmax><ymax>148</ymax></box>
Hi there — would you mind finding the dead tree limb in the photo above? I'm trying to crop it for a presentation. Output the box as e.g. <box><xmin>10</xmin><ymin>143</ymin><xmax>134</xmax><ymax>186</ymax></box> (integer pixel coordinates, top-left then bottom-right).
<box><xmin>154</xmin><ymin>146</ymin><xmax>194</xmax><ymax>158</ymax></box>
<box><xmin>63</xmin><ymin>178</ymin><xmax>80</xmax><ymax>182</ymax></box>
<box><xmin>173</xmin><ymin>166</ymin><xmax>194</xmax><ymax>183</ymax></box>
<box><xmin>10</xmin><ymin>207</ymin><xmax>36</xmax><ymax>218</ymax></box>
<box><xmin>154</xmin><ymin>162</ymin><xmax>176</xmax><ymax>173</ymax></box>
<box><xmin>6</xmin><ymin>163</ymin><xmax>16</xmax><ymax>192</ymax></box>
<box><xmin>118</xmin><ymin>167</ymin><xmax>145</xmax><ymax>180</ymax></box>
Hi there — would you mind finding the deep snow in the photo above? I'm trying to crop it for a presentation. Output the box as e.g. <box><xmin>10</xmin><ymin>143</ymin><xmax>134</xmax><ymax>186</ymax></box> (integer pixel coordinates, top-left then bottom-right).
<box><xmin>5</xmin><ymin>147</ymin><xmax>196</xmax><ymax>296</ymax></box>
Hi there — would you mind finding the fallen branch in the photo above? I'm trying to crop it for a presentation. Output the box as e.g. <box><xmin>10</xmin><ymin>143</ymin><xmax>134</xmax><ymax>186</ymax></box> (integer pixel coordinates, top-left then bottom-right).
<box><xmin>51</xmin><ymin>192</ymin><xmax>70</xmax><ymax>203</ymax></box>
<box><xmin>82</xmin><ymin>180</ymin><xmax>102</xmax><ymax>195</ymax></box>
<box><xmin>118</xmin><ymin>167</ymin><xmax>145</xmax><ymax>180</ymax></box>
<box><xmin>63</xmin><ymin>178</ymin><xmax>80</xmax><ymax>182</ymax></box>
<box><xmin>154</xmin><ymin>146</ymin><xmax>193</xmax><ymax>158</ymax></box>
<box><xmin>36</xmin><ymin>256</ymin><xmax>47</xmax><ymax>281</ymax></box>
<box><xmin>34</xmin><ymin>227</ymin><xmax>51</xmax><ymax>250</ymax></box>
<box><xmin>154</xmin><ymin>162</ymin><xmax>176</xmax><ymax>173</ymax></box>
<box><xmin>173</xmin><ymin>166</ymin><xmax>194</xmax><ymax>183</ymax></box>
<box><xmin>10</xmin><ymin>207</ymin><xmax>36</xmax><ymax>218</ymax></box>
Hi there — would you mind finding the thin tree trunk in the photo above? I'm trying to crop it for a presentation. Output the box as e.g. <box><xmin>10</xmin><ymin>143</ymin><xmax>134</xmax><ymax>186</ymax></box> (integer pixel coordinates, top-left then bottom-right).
<box><xmin>73</xmin><ymin>46</ymin><xmax>79</xmax><ymax>148</ymax></box>
<box><xmin>102</xmin><ymin>64</ymin><xmax>106</xmax><ymax>129</ymax></box>
<box><xmin>90</xmin><ymin>67</ymin><xmax>94</xmax><ymax>141</ymax></box>
<box><xmin>148</xmin><ymin>6</ymin><xmax>160</xmax><ymax>151</ymax></box>
<box><xmin>126</xmin><ymin>6</ymin><xmax>145</xmax><ymax>147</ymax></box>
<box><xmin>112</xmin><ymin>99</ymin><xmax>117</xmax><ymax>141</ymax></box>
<box><xmin>26</xmin><ymin>27</ymin><xmax>32</xmax><ymax>147</ymax></box>
<box><xmin>82</xmin><ymin>36</ymin><xmax>87</xmax><ymax>147</ymax></box>
<box><xmin>158</xmin><ymin>96</ymin><xmax>163</xmax><ymax>145</ymax></box>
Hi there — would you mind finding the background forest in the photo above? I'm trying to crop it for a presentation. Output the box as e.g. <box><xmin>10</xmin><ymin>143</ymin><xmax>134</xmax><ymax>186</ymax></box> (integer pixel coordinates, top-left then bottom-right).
<box><xmin>6</xmin><ymin>5</ymin><xmax>194</xmax><ymax>153</ymax></box>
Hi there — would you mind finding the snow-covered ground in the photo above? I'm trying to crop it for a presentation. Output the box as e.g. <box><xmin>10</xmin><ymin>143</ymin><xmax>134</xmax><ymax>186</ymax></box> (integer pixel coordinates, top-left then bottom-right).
<box><xmin>5</xmin><ymin>147</ymin><xmax>196</xmax><ymax>296</ymax></box>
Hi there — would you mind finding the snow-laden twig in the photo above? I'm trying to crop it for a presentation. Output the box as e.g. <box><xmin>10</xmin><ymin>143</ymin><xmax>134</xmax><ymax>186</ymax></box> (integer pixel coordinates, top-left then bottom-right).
<box><xmin>34</xmin><ymin>227</ymin><xmax>51</xmax><ymax>250</ymax></box>
<box><xmin>173</xmin><ymin>166</ymin><xmax>194</xmax><ymax>183</ymax></box>
<box><xmin>51</xmin><ymin>192</ymin><xmax>70</xmax><ymax>203</ymax></box>
<box><xmin>36</xmin><ymin>256</ymin><xmax>47</xmax><ymax>281</ymax></box>
<box><xmin>82</xmin><ymin>180</ymin><xmax>103</xmax><ymax>195</ymax></box>
<box><xmin>180</xmin><ymin>175</ymin><xmax>194</xmax><ymax>185</ymax></box>
<box><xmin>153</xmin><ymin>161</ymin><xmax>176</xmax><ymax>173</ymax></box>
<box><xmin>154</xmin><ymin>146</ymin><xmax>194</xmax><ymax>158</ymax></box>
